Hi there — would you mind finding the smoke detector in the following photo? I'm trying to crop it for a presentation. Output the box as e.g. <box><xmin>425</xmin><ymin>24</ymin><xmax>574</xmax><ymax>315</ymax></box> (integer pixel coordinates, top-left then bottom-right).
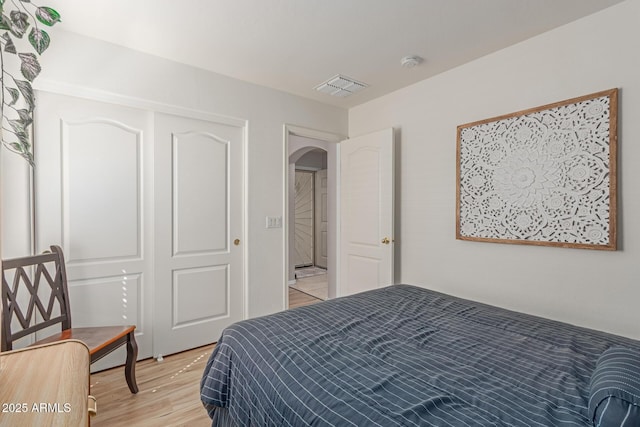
<box><xmin>401</xmin><ymin>55</ymin><xmax>423</xmax><ymax>68</ymax></box>
<box><xmin>315</xmin><ymin>74</ymin><xmax>368</xmax><ymax>98</ymax></box>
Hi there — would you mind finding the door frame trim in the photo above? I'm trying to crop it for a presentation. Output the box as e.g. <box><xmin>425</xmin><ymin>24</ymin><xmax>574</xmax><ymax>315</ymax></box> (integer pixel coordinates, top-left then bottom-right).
<box><xmin>283</xmin><ymin>124</ymin><xmax>344</xmax><ymax>308</ymax></box>
<box><xmin>36</xmin><ymin>79</ymin><xmax>248</xmax><ymax>128</ymax></box>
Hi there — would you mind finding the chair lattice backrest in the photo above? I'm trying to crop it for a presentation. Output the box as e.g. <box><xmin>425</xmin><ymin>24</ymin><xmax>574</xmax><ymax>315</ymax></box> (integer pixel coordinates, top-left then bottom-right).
<box><xmin>1</xmin><ymin>246</ymin><xmax>72</xmax><ymax>352</ymax></box>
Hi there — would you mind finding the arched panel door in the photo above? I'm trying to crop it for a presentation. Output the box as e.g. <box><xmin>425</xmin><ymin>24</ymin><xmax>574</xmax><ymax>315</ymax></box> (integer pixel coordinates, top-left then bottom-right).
<box><xmin>339</xmin><ymin>128</ymin><xmax>395</xmax><ymax>296</ymax></box>
<box><xmin>153</xmin><ymin>113</ymin><xmax>245</xmax><ymax>357</ymax></box>
<box><xmin>34</xmin><ymin>91</ymin><xmax>153</xmax><ymax>371</ymax></box>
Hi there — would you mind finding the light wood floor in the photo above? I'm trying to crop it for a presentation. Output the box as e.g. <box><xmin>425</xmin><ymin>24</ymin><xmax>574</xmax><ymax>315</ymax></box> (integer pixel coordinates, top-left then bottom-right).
<box><xmin>290</xmin><ymin>273</ymin><xmax>328</xmax><ymax>300</ymax></box>
<box><xmin>288</xmin><ymin>284</ymin><xmax>325</xmax><ymax>308</ymax></box>
<box><xmin>89</xmin><ymin>288</ymin><xmax>321</xmax><ymax>426</ymax></box>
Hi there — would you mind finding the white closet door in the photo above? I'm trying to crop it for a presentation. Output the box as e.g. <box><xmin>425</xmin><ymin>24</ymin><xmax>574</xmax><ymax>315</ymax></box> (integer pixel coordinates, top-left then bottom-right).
<box><xmin>153</xmin><ymin>113</ymin><xmax>245</xmax><ymax>357</ymax></box>
<box><xmin>34</xmin><ymin>92</ymin><xmax>153</xmax><ymax>370</ymax></box>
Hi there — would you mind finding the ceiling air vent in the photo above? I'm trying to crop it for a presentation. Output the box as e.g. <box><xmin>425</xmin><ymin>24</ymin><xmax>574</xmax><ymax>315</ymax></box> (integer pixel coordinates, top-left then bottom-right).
<box><xmin>315</xmin><ymin>75</ymin><xmax>368</xmax><ymax>98</ymax></box>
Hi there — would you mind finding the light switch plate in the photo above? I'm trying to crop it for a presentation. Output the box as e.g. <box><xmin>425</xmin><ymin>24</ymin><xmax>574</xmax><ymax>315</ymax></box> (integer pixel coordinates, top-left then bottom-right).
<box><xmin>265</xmin><ymin>216</ymin><xmax>282</xmax><ymax>228</ymax></box>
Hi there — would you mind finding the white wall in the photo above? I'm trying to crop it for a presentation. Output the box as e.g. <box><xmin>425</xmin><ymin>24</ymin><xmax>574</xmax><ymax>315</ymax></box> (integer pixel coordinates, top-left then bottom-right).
<box><xmin>1</xmin><ymin>30</ymin><xmax>347</xmax><ymax>319</ymax></box>
<box><xmin>296</xmin><ymin>150</ymin><xmax>327</xmax><ymax>170</ymax></box>
<box><xmin>349</xmin><ymin>0</ymin><xmax>640</xmax><ymax>339</ymax></box>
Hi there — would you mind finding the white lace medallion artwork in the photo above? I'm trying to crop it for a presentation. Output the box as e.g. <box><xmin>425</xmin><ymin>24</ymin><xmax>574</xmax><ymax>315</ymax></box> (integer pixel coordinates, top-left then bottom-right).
<box><xmin>457</xmin><ymin>89</ymin><xmax>617</xmax><ymax>249</ymax></box>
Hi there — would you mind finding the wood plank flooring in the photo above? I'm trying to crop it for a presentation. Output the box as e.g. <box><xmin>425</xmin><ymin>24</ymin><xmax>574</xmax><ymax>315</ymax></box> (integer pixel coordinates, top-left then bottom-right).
<box><xmin>288</xmin><ymin>284</ymin><xmax>325</xmax><ymax>307</ymax></box>
<box><xmin>89</xmin><ymin>288</ymin><xmax>321</xmax><ymax>426</ymax></box>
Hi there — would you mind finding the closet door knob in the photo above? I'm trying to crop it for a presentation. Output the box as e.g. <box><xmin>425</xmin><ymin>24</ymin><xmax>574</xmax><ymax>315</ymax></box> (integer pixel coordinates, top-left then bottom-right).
<box><xmin>381</xmin><ymin>237</ymin><xmax>390</xmax><ymax>244</ymax></box>
<box><xmin>234</xmin><ymin>239</ymin><xmax>240</xmax><ymax>246</ymax></box>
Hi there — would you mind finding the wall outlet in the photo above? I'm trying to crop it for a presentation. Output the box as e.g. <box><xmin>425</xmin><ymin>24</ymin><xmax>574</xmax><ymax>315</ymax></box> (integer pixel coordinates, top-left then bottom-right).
<box><xmin>266</xmin><ymin>216</ymin><xmax>282</xmax><ymax>228</ymax></box>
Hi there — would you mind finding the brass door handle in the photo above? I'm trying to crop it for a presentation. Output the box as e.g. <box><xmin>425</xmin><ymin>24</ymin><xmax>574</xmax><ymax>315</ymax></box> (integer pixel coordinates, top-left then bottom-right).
<box><xmin>381</xmin><ymin>237</ymin><xmax>390</xmax><ymax>244</ymax></box>
<box><xmin>234</xmin><ymin>239</ymin><xmax>240</xmax><ymax>246</ymax></box>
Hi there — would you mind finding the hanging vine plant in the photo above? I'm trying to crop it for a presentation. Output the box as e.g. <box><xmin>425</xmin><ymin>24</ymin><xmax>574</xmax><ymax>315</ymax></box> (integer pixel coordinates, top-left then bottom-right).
<box><xmin>0</xmin><ymin>0</ymin><xmax>60</xmax><ymax>166</ymax></box>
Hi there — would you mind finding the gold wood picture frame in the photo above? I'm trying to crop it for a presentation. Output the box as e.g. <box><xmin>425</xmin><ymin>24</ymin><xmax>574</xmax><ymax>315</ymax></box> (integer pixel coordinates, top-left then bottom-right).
<box><xmin>456</xmin><ymin>88</ymin><xmax>618</xmax><ymax>250</ymax></box>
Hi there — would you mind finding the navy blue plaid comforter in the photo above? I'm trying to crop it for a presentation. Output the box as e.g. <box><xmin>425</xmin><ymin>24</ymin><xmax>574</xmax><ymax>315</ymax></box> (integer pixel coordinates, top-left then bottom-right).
<box><xmin>200</xmin><ymin>285</ymin><xmax>640</xmax><ymax>426</ymax></box>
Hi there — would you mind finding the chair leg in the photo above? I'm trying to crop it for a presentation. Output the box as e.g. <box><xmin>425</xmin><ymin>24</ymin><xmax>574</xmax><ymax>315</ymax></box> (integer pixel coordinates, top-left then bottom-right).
<box><xmin>125</xmin><ymin>331</ymin><xmax>139</xmax><ymax>394</ymax></box>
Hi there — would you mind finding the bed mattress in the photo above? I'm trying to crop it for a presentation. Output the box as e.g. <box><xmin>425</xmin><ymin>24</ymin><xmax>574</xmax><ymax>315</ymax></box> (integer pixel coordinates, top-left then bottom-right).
<box><xmin>201</xmin><ymin>284</ymin><xmax>640</xmax><ymax>426</ymax></box>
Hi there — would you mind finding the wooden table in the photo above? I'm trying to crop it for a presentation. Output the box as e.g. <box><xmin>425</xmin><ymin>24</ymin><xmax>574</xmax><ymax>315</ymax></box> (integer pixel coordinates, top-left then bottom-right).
<box><xmin>0</xmin><ymin>340</ymin><xmax>95</xmax><ymax>426</ymax></box>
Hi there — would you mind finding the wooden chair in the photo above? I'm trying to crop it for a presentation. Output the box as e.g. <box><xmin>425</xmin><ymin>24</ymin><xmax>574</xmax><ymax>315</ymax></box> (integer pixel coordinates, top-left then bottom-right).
<box><xmin>1</xmin><ymin>245</ymin><xmax>139</xmax><ymax>394</ymax></box>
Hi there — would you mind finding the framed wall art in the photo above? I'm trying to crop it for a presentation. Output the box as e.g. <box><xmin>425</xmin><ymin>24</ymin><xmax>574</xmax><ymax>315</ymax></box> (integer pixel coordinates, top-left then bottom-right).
<box><xmin>456</xmin><ymin>88</ymin><xmax>618</xmax><ymax>250</ymax></box>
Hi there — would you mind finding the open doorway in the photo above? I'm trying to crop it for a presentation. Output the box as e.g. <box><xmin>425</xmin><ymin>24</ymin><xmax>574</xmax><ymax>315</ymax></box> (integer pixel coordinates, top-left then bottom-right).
<box><xmin>284</xmin><ymin>125</ymin><xmax>342</xmax><ymax>309</ymax></box>
<box><xmin>292</xmin><ymin>154</ymin><xmax>328</xmax><ymax>300</ymax></box>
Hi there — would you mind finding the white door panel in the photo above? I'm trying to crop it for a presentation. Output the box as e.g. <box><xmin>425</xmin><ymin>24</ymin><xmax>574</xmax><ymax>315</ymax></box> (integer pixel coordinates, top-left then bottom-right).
<box><xmin>34</xmin><ymin>92</ymin><xmax>153</xmax><ymax>370</ymax></box>
<box><xmin>345</xmin><ymin>255</ymin><xmax>381</xmax><ymax>295</ymax></box>
<box><xmin>173</xmin><ymin>133</ymin><xmax>228</xmax><ymax>254</ymax></box>
<box><xmin>62</xmin><ymin>120</ymin><xmax>141</xmax><ymax>262</ymax></box>
<box><xmin>294</xmin><ymin>171</ymin><xmax>314</xmax><ymax>267</ymax></box>
<box><xmin>154</xmin><ymin>113</ymin><xmax>244</xmax><ymax>357</ymax></box>
<box><xmin>340</xmin><ymin>128</ymin><xmax>394</xmax><ymax>296</ymax></box>
<box><xmin>315</xmin><ymin>169</ymin><xmax>328</xmax><ymax>269</ymax></box>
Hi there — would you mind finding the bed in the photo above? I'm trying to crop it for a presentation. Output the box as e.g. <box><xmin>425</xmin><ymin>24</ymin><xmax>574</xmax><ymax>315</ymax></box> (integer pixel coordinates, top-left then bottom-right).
<box><xmin>200</xmin><ymin>285</ymin><xmax>640</xmax><ymax>426</ymax></box>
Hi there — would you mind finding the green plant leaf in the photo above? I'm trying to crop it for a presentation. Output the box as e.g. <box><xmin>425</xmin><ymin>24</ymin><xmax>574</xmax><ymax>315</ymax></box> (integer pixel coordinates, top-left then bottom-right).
<box><xmin>0</xmin><ymin>14</ymin><xmax>11</xmax><ymax>31</ymax></box>
<box><xmin>9</xmin><ymin>10</ymin><xmax>29</xmax><ymax>37</ymax></box>
<box><xmin>18</xmin><ymin>52</ymin><xmax>40</xmax><ymax>81</ymax></box>
<box><xmin>10</xmin><ymin>142</ymin><xmax>25</xmax><ymax>152</ymax></box>
<box><xmin>28</xmin><ymin>27</ymin><xmax>49</xmax><ymax>54</ymax></box>
<box><xmin>36</xmin><ymin>7</ymin><xmax>60</xmax><ymax>26</ymax></box>
<box><xmin>8</xmin><ymin>118</ymin><xmax>27</xmax><ymax>133</ymax></box>
<box><xmin>24</xmin><ymin>151</ymin><xmax>34</xmax><ymax>165</ymax></box>
<box><xmin>14</xmin><ymin>129</ymin><xmax>31</xmax><ymax>150</ymax></box>
<box><xmin>1</xmin><ymin>32</ymin><xmax>16</xmax><ymax>53</ymax></box>
<box><xmin>17</xmin><ymin>109</ymin><xmax>32</xmax><ymax>125</ymax></box>
<box><xmin>1</xmin><ymin>3</ymin><xmax>60</xmax><ymax>167</ymax></box>
<box><xmin>15</xmin><ymin>79</ymin><xmax>34</xmax><ymax>110</ymax></box>
<box><xmin>7</xmin><ymin>141</ymin><xmax>34</xmax><ymax>166</ymax></box>
<box><xmin>6</xmin><ymin>86</ymin><xmax>20</xmax><ymax>105</ymax></box>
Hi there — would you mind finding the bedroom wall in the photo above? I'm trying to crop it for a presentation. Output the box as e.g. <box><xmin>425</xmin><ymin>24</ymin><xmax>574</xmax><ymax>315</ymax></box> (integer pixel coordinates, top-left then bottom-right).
<box><xmin>1</xmin><ymin>30</ymin><xmax>347</xmax><ymax>319</ymax></box>
<box><xmin>348</xmin><ymin>0</ymin><xmax>640</xmax><ymax>339</ymax></box>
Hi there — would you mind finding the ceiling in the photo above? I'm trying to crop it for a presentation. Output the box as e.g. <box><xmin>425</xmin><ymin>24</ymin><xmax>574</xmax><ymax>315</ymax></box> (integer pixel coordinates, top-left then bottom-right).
<box><xmin>47</xmin><ymin>0</ymin><xmax>625</xmax><ymax>108</ymax></box>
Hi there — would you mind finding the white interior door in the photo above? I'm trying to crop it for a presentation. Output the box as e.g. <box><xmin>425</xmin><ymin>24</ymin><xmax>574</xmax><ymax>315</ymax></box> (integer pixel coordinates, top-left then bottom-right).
<box><xmin>339</xmin><ymin>128</ymin><xmax>394</xmax><ymax>296</ymax></box>
<box><xmin>153</xmin><ymin>113</ymin><xmax>245</xmax><ymax>357</ymax></box>
<box><xmin>315</xmin><ymin>169</ymin><xmax>328</xmax><ymax>269</ymax></box>
<box><xmin>33</xmin><ymin>92</ymin><xmax>153</xmax><ymax>370</ymax></box>
<box><xmin>294</xmin><ymin>171</ymin><xmax>314</xmax><ymax>267</ymax></box>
